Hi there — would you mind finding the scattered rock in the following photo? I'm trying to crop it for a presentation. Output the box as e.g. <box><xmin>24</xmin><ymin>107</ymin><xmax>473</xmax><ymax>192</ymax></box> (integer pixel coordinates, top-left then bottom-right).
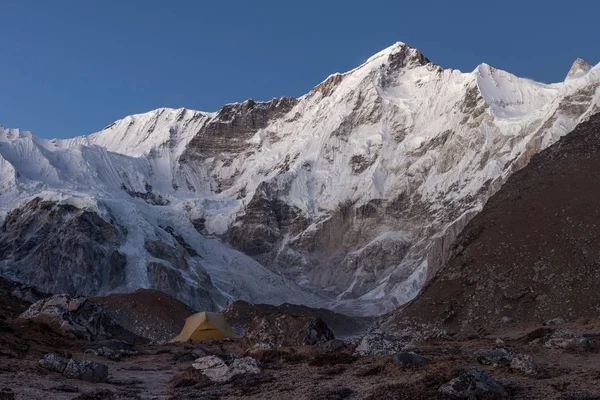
<box><xmin>314</xmin><ymin>339</ymin><xmax>345</xmax><ymax>354</ymax></box>
<box><xmin>39</xmin><ymin>353</ymin><xmax>70</xmax><ymax>373</ymax></box>
<box><xmin>439</xmin><ymin>368</ymin><xmax>508</xmax><ymax>398</ymax></box>
<box><xmin>63</xmin><ymin>359</ymin><xmax>109</xmax><ymax>383</ymax></box>
<box><xmin>510</xmin><ymin>353</ymin><xmax>537</xmax><ymax>374</ymax></box>
<box><xmin>354</xmin><ymin>330</ymin><xmax>414</xmax><ymax>356</ymax></box>
<box><xmin>545</xmin><ymin>318</ymin><xmax>566</xmax><ymax>326</ymax></box>
<box><xmin>538</xmin><ymin>329</ymin><xmax>595</xmax><ymax>350</ymax></box>
<box><xmin>393</xmin><ymin>351</ymin><xmax>429</xmax><ymax>368</ymax></box>
<box><xmin>82</xmin><ymin>340</ymin><xmax>137</xmax><ymax>360</ymax></box>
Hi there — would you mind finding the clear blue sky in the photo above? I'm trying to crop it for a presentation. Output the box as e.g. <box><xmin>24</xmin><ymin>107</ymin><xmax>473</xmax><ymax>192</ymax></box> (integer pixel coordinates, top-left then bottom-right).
<box><xmin>1</xmin><ymin>0</ymin><xmax>597</xmax><ymax>139</ymax></box>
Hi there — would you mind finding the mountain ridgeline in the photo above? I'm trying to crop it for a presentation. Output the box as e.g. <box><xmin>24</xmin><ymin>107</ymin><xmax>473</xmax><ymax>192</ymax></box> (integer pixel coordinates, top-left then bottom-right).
<box><xmin>0</xmin><ymin>42</ymin><xmax>599</xmax><ymax>316</ymax></box>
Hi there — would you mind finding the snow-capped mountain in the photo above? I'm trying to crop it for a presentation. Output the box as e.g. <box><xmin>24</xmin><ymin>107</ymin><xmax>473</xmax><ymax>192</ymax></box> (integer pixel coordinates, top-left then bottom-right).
<box><xmin>0</xmin><ymin>42</ymin><xmax>599</xmax><ymax>316</ymax></box>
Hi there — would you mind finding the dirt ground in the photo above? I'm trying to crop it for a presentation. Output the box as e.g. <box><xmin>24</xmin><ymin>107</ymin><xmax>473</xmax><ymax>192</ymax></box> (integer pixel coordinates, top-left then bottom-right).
<box><xmin>3</xmin><ymin>316</ymin><xmax>600</xmax><ymax>399</ymax></box>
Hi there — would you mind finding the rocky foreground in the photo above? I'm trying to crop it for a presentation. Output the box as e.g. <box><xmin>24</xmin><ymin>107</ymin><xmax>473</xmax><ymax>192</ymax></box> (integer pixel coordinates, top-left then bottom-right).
<box><xmin>2</xmin><ymin>277</ymin><xmax>600</xmax><ymax>399</ymax></box>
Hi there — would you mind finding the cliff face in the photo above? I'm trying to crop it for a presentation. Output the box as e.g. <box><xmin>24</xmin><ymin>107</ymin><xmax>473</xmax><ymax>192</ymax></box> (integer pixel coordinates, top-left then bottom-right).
<box><xmin>0</xmin><ymin>43</ymin><xmax>599</xmax><ymax>315</ymax></box>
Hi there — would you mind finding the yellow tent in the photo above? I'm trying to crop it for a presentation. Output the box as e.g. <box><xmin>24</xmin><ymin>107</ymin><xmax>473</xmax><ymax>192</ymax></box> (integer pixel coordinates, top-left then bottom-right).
<box><xmin>171</xmin><ymin>312</ymin><xmax>235</xmax><ymax>342</ymax></box>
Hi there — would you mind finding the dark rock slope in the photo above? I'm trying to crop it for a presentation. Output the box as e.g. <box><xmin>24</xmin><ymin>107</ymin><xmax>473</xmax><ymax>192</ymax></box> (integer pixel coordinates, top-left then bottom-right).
<box><xmin>394</xmin><ymin>113</ymin><xmax>600</xmax><ymax>332</ymax></box>
<box><xmin>0</xmin><ymin>198</ymin><xmax>224</xmax><ymax>311</ymax></box>
<box><xmin>0</xmin><ymin>198</ymin><xmax>128</xmax><ymax>294</ymax></box>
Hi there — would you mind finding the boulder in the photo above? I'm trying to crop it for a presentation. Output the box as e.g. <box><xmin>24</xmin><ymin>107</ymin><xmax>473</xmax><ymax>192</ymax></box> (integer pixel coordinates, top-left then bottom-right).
<box><xmin>230</xmin><ymin>357</ymin><xmax>262</xmax><ymax>375</ymax></box>
<box><xmin>353</xmin><ymin>330</ymin><xmax>415</xmax><ymax>356</ymax></box>
<box><xmin>192</xmin><ymin>356</ymin><xmax>262</xmax><ymax>383</ymax></box>
<box><xmin>539</xmin><ymin>329</ymin><xmax>595</xmax><ymax>350</ymax></box>
<box><xmin>314</xmin><ymin>339</ymin><xmax>345</xmax><ymax>354</ymax></box>
<box><xmin>304</xmin><ymin>318</ymin><xmax>335</xmax><ymax>345</ymax></box>
<box><xmin>19</xmin><ymin>294</ymin><xmax>141</xmax><ymax>343</ymax></box>
<box><xmin>475</xmin><ymin>348</ymin><xmax>537</xmax><ymax>373</ymax></box>
<box><xmin>83</xmin><ymin>340</ymin><xmax>137</xmax><ymax>360</ymax></box>
<box><xmin>244</xmin><ymin>315</ymin><xmax>334</xmax><ymax>347</ymax></box>
<box><xmin>500</xmin><ymin>316</ymin><xmax>514</xmax><ymax>324</ymax></box>
<box><xmin>63</xmin><ymin>359</ymin><xmax>109</xmax><ymax>383</ymax></box>
<box><xmin>39</xmin><ymin>353</ymin><xmax>70</xmax><ymax>373</ymax></box>
<box><xmin>40</xmin><ymin>354</ymin><xmax>108</xmax><ymax>383</ymax></box>
<box><xmin>393</xmin><ymin>352</ymin><xmax>429</xmax><ymax>368</ymax></box>
<box><xmin>474</xmin><ymin>348</ymin><xmax>513</xmax><ymax>366</ymax></box>
<box><xmin>510</xmin><ymin>353</ymin><xmax>537</xmax><ymax>374</ymax></box>
<box><xmin>439</xmin><ymin>368</ymin><xmax>508</xmax><ymax>398</ymax></box>
<box><xmin>20</xmin><ymin>295</ymin><xmax>106</xmax><ymax>340</ymax></box>
<box><xmin>192</xmin><ymin>356</ymin><xmax>231</xmax><ymax>382</ymax></box>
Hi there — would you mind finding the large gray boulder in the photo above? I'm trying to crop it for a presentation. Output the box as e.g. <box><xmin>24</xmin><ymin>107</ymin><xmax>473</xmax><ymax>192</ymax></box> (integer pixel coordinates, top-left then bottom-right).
<box><xmin>39</xmin><ymin>353</ymin><xmax>70</xmax><ymax>373</ymax></box>
<box><xmin>510</xmin><ymin>353</ymin><xmax>537</xmax><ymax>374</ymax></box>
<box><xmin>19</xmin><ymin>294</ymin><xmax>138</xmax><ymax>342</ymax></box>
<box><xmin>192</xmin><ymin>356</ymin><xmax>230</xmax><ymax>382</ymax></box>
<box><xmin>39</xmin><ymin>354</ymin><xmax>108</xmax><ymax>383</ymax></box>
<box><xmin>474</xmin><ymin>348</ymin><xmax>513</xmax><ymax>366</ymax></box>
<box><xmin>192</xmin><ymin>356</ymin><xmax>262</xmax><ymax>383</ymax></box>
<box><xmin>63</xmin><ymin>359</ymin><xmax>108</xmax><ymax>383</ymax></box>
<box><xmin>541</xmin><ymin>329</ymin><xmax>595</xmax><ymax>350</ymax></box>
<box><xmin>354</xmin><ymin>330</ymin><xmax>415</xmax><ymax>356</ymax></box>
<box><xmin>475</xmin><ymin>348</ymin><xmax>537</xmax><ymax>374</ymax></box>
<box><xmin>314</xmin><ymin>339</ymin><xmax>346</xmax><ymax>354</ymax></box>
<box><xmin>439</xmin><ymin>368</ymin><xmax>508</xmax><ymax>398</ymax></box>
<box><xmin>20</xmin><ymin>295</ymin><xmax>106</xmax><ymax>340</ymax></box>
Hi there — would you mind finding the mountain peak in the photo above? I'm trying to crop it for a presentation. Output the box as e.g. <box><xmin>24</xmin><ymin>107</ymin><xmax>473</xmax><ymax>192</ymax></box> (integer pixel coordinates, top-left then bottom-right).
<box><xmin>364</xmin><ymin>41</ymin><xmax>430</xmax><ymax>69</ymax></box>
<box><xmin>566</xmin><ymin>58</ymin><xmax>592</xmax><ymax>80</ymax></box>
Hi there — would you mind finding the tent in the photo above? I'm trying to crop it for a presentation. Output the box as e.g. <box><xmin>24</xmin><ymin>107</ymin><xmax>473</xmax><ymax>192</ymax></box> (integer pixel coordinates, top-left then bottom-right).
<box><xmin>171</xmin><ymin>312</ymin><xmax>235</xmax><ymax>342</ymax></box>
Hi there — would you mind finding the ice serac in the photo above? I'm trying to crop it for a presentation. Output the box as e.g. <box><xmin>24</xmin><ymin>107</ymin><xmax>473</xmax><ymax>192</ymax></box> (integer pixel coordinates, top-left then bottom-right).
<box><xmin>0</xmin><ymin>42</ymin><xmax>599</xmax><ymax>316</ymax></box>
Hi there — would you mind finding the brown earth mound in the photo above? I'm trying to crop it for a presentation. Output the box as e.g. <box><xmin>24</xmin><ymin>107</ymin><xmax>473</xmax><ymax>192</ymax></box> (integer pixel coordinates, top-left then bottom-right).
<box><xmin>393</xmin><ymin>113</ymin><xmax>600</xmax><ymax>333</ymax></box>
<box><xmin>93</xmin><ymin>289</ymin><xmax>196</xmax><ymax>342</ymax></box>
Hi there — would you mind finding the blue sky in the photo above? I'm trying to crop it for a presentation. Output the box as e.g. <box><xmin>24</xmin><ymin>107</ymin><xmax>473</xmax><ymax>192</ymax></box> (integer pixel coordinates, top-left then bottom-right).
<box><xmin>1</xmin><ymin>0</ymin><xmax>598</xmax><ymax>139</ymax></box>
